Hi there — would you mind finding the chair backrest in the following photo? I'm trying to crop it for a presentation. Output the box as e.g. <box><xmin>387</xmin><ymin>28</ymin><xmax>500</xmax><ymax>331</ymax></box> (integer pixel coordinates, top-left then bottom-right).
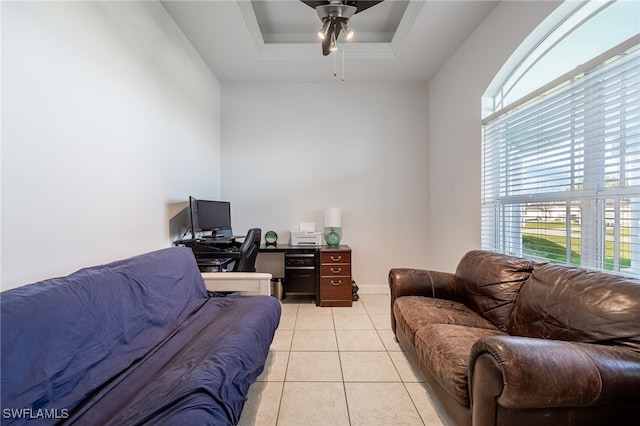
<box><xmin>232</xmin><ymin>228</ymin><xmax>261</xmax><ymax>272</ymax></box>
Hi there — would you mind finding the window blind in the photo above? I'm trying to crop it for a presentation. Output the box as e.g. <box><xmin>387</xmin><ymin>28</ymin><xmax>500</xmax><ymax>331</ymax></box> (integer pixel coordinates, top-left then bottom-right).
<box><xmin>482</xmin><ymin>39</ymin><xmax>640</xmax><ymax>277</ymax></box>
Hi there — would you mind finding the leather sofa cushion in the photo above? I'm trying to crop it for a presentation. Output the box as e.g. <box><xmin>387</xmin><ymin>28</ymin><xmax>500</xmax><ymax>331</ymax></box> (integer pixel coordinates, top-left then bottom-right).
<box><xmin>394</xmin><ymin>296</ymin><xmax>498</xmax><ymax>346</ymax></box>
<box><xmin>507</xmin><ymin>262</ymin><xmax>640</xmax><ymax>353</ymax></box>
<box><xmin>414</xmin><ymin>324</ymin><xmax>507</xmax><ymax>406</ymax></box>
<box><xmin>456</xmin><ymin>250</ymin><xmax>533</xmax><ymax>331</ymax></box>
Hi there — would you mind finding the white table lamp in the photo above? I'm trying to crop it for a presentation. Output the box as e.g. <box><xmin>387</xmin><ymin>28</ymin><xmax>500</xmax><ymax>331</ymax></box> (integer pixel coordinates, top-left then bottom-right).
<box><xmin>324</xmin><ymin>208</ymin><xmax>342</xmax><ymax>246</ymax></box>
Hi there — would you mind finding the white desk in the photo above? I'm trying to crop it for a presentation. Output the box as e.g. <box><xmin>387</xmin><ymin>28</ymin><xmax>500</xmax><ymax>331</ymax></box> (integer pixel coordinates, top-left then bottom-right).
<box><xmin>201</xmin><ymin>272</ymin><xmax>272</xmax><ymax>296</ymax></box>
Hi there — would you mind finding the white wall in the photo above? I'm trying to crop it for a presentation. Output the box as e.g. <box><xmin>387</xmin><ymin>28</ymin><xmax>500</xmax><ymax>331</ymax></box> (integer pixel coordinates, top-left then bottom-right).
<box><xmin>221</xmin><ymin>83</ymin><xmax>429</xmax><ymax>289</ymax></box>
<box><xmin>426</xmin><ymin>0</ymin><xmax>561</xmax><ymax>272</ymax></box>
<box><xmin>1</xmin><ymin>0</ymin><xmax>563</xmax><ymax>290</ymax></box>
<box><xmin>1</xmin><ymin>1</ymin><xmax>221</xmax><ymax>289</ymax></box>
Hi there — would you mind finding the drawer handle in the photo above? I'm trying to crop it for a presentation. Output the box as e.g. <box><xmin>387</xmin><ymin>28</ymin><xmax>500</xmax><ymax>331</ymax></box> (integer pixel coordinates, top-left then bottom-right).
<box><xmin>331</xmin><ymin>267</ymin><xmax>342</xmax><ymax>274</ymax></box>
<box><xmin>331</xmin><ymin>280</ymin><xmax>342</xmax><ymax>286</ymax></box>
<box><xmin>330</xmin><ymin>255</ymin><xmax>342</xmax><ymax>262</ymax></box>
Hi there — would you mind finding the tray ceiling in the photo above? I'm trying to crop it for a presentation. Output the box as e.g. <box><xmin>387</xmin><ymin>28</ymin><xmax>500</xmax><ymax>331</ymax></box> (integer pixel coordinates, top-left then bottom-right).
<box><xmin>161</xmin><ymin>0</ymin><xmax>499</xmax><ymax>83</ymax></box>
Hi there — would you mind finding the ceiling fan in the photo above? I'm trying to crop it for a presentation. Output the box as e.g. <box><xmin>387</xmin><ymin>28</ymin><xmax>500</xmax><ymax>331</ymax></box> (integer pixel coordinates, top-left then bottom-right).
<box><xmin>300</xmin><ymin>1</ymin><xmax>385</xmax><ymax>56</ymax></box>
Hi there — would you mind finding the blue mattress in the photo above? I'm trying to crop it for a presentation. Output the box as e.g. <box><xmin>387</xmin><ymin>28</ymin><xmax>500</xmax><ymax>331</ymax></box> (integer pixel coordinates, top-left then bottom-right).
<box><xmin>65</xmin><ymin>295</ymin><xmax>281</xmax><ymax>426</ymax></box>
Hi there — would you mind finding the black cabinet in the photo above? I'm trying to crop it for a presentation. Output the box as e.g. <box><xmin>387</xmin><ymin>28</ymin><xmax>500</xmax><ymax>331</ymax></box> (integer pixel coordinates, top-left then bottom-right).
<box><xmin>284</xmin><ymin>250</ymin><xmax>318</xmax><ymax>296</ymax></box>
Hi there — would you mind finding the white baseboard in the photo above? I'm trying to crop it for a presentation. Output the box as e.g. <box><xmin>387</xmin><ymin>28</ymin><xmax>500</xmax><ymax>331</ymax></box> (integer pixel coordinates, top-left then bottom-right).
<box><xmin>355</xmin><ymin>284</ymin><xmax>389</xmax><ymax>295</ymax></box>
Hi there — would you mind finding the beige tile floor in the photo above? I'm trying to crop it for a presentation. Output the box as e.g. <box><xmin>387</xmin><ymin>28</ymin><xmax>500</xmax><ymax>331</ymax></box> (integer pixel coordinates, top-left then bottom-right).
<box><xmin>238</xmin><ymin>293</ymin><xmax>446</xmax><ymax>426</ymax></box>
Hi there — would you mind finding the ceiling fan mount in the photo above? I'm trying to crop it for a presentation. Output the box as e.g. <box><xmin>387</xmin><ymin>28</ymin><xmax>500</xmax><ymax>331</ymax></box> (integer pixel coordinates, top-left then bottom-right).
<box><xmin>316</xmin><ymin>2</ymin><xmax>357</xmax><ymax>21</ymax></box>
<box><xmin>300</xmin><ymin>0</ymin><xmax>385</xmax><ymax>56</ymax></box>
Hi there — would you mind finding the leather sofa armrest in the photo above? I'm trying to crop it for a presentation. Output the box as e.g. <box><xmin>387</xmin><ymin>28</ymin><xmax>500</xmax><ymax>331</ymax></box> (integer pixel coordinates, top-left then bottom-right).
<box><xmin>388</xmin><ymin>268</ymin><xmax>464</xmax><ymax>334</ymax></box>
<box><xmin>469</xmin><ymin>335</ymin><xmax>640</xmax><ymax>414</ymax></box>
<box><xmin>388</xmin><ymin>268</ymin><xmax>462</xmax><ymax>300</ymax></box>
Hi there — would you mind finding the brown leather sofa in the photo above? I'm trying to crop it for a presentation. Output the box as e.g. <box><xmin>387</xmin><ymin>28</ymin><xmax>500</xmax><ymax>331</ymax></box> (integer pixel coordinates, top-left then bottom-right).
<box><xmin>389</xmin><ymin>250</ymin><xmax>640</xmax><ymax>425</ymax></box>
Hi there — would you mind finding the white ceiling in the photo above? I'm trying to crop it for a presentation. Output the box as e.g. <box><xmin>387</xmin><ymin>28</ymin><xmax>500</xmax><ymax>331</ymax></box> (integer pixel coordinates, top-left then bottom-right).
<box><xmin>161</xmin><ymin>0</ymin><xmax>500</xmax><ymax>83</ymax></box>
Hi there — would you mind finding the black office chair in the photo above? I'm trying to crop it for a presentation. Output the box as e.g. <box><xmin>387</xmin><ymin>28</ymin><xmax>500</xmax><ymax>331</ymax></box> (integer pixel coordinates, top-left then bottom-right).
<box><xmin>231</xmin><ymin>228</ymin><xmax>261</xmax><ymax>272</ymax></box>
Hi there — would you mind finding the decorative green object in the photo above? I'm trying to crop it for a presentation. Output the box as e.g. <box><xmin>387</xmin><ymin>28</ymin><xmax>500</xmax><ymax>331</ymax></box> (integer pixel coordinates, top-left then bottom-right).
<box><xmin>325</xmin><ymin>229</ymin><xmax>340</xmax><ymax>246</ymax></box>
<box><xmin>265</xmin><ymin>230</ymin><xmax>278</xmax><ymax>246</ymax></box>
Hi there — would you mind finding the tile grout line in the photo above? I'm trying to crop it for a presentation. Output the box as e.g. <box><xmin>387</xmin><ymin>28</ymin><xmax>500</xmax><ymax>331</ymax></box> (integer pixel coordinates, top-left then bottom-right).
<box><xmin>257</xmin><ymin>295</ymin><xmax>435</xmax><ymax>426</ymax></box>
<box><xmin>333</xmin><ymin>308</ymin><xmax>353</xmax><ymax>425</ymax></box>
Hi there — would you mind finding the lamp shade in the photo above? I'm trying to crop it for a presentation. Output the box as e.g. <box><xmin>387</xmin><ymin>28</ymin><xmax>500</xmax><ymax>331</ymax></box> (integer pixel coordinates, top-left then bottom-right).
<box><xmin>324</xmin><ymin>208</ymin><xmax>342</xmax><ymax>228</ymax></box>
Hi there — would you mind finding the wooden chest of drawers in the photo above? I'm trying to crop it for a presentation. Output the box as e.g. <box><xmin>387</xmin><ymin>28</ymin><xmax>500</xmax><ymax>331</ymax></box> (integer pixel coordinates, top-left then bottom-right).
<box><xmin>319</xmin><ymin>246</ymin><xmax>352</xmax><ymax>307</ymax></box>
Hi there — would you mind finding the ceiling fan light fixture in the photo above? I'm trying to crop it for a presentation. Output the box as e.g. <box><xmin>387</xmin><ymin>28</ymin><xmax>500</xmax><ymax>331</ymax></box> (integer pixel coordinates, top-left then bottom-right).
<box><xmin>301</xmin><ymin>0</ymin><xmax>386</xmax><ymax>58</ymax></box>
<box><xmin>329</xmin><ymin>30</ymin><xmax>338</xmax><ymax>51</ymax></box>
<box><xmin>318</xmin><ymin>19</ymin><xmax>331</xmax><ymax>40</ymax></box>
<box><xmin>340</xmin><ymin>21</ymin><xmax>354</xmax><ymax>40</ymax></box>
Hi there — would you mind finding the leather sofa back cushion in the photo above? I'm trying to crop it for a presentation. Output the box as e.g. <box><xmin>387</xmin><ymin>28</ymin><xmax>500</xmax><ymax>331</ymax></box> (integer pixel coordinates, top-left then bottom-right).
<box><xmin>456</xmin><ymin>250</ymin><xmax>533</xmax><ymax>331</ymax></box>
<box><xmin>507</xmin><ymin>263</ymin><xmax>640</xmax><ymax>352</ymax></box>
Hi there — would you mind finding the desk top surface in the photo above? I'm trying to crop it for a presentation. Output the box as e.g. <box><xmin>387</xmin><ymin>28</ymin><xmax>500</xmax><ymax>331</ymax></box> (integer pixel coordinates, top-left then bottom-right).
<box><xmin>259</xmin><ymin>244</ymin><xmax>350</xmax><ymax>252</ymax></box>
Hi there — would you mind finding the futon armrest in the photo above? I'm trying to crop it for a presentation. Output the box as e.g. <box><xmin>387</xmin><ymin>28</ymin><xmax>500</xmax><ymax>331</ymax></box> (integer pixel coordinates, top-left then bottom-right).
<box><xmin>469</xmin><ymin>335</ymin><xmax>640</xmax><ymax>410</ymax></box>
<box><xmin>388</xmin><ymin>268</ymin><xmax>464</xmax><ymax>302</ymax></box>
<box><xmin>200</xmin><ymin>272</ymin><xmax>273</xmax><ymax>296</ymax></box>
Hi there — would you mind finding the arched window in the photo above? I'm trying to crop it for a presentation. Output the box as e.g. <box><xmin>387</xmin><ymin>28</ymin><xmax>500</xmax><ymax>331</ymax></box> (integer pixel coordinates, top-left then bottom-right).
<box><xmin>481</xmin><ymin>0</ymin><xmax>640</xmax><ymax>276</ymax></box>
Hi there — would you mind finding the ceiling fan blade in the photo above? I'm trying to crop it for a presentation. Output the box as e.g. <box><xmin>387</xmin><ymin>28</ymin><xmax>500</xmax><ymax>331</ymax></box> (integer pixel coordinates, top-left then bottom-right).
<box><xmin>333</xmin><ymin>22</ymin><xmax>343</xmax><ymax>38</ymax></box>
<box><xmin>351</xmin><ymin>1</ymin><xmax>385</xmax><ymax>14</ymax></box>
<box><xmin>322</xmin><ymin>33</ymin><xmax>331</xmax><ymax>56</ymax></box>
<box><xmin>300</xmin><ymin>1</ymin><xmax>329</xmax><ymax>10</ymax></box>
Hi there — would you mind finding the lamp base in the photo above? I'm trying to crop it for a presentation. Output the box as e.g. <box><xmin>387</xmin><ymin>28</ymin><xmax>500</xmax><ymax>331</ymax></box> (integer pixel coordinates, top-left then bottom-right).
<box><xmin>325</xmin><ymin>230</ymin><xmax>340</xmax><ymax>246</ymax></box>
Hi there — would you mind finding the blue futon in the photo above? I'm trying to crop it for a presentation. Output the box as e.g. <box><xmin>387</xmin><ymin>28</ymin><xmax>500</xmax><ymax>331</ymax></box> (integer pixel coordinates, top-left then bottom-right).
<box><xmin>1</xmin><ymin>247</ymin><xmax>281</xmax><ymax>425</ymax></box>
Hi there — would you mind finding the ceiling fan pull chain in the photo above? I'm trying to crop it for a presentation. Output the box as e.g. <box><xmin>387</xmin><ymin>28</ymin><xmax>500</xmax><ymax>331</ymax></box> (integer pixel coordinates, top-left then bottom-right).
<box><xmin>342</xmin><ymin>48</ymin><xmax>346</xmax><ymax>82</ymax></box>
<box><xmin>333</xmin><ymin>50</ymin><xmax>337</xmax><ymax>77</ymax></box>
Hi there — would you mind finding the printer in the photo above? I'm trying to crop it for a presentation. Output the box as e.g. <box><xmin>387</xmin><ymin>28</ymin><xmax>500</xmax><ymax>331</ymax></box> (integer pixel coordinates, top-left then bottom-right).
<box><xmin>290</xmin><ymin>222</ymin><xmax>322</xmax><ymax>246</ymax></box>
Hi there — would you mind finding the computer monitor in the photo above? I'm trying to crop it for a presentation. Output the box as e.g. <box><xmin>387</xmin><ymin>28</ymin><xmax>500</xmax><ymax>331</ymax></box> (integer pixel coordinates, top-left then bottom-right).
<box><xmin>188</xmin><ymin>196</ymin><xmax>232</xmax><ymax>238</ymax></box>
<box><xmin>198</xmin><ymin>199</ymin><xmax>231</xmax><ymax>233</ymax></box>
